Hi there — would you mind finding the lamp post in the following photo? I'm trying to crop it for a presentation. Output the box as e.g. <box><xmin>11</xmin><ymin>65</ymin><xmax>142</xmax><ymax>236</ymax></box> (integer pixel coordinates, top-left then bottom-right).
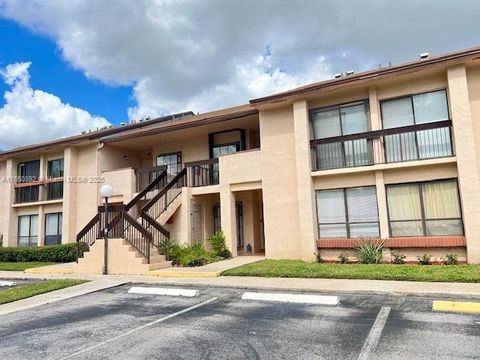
<box><xmin>100</xmin><ymin>184</ymin><xmax>113</xmax><ymax>275</ymax></box>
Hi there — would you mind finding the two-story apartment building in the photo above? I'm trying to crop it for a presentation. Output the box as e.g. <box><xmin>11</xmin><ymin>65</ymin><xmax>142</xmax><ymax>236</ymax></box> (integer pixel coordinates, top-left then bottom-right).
<box><xmin>1</xmin><ymin>46</ymin><xmax>480</xmax><ymax>273</ymax></box>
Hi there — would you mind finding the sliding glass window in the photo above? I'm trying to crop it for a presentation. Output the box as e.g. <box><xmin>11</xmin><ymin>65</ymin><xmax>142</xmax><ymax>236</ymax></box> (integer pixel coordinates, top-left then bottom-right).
<box><xmin>381</xmin><ymin>90</ymin><xmax>452</xmax><ymax>162</ymax></box>
<box><xmin>386</xmin><ymin>179</ymin><xmax>463</xmax><ymax>237</ymax></box>
<box><xmin>45</xmin><ymin>213</ymin><xmax>62</xmax><ymax>245</ymax></box>
<box><xmin>310</xmin><ymin>101</ymin><xmax>371</xmax><ymax>170</ymax></box>
<box><xmin>316</xmin><ymin>186</ymin><xmax>379</xmax><ymax>238</ymax></box>
<box><xmin>18</xmin><ymin>215</ymin><xmax>38</xmax><ymax>247</ymax></box>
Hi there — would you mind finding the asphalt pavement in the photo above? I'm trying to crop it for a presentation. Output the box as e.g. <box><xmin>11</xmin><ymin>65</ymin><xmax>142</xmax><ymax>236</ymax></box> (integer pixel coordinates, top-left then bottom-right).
<box><xmin>0</xmin><ymin>284</ymin><xmax>479</xmax><ymax>360</ymax></box>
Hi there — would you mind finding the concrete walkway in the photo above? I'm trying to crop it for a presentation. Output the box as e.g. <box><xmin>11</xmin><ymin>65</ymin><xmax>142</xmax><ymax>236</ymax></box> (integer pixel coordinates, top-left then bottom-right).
<box><xmin>2</xmin><ymin>270</ymin><xmax>480</xmax><ymax>298</ymax></box>
<box><xmin>148</xmin><ymin>255</ymin><xmax>265</xmax><ymax>277</ymax></box>
<box><xmin>0</xmin><ymin>278</ymin><xmax>127</xmax><ymax>316</ymax></box>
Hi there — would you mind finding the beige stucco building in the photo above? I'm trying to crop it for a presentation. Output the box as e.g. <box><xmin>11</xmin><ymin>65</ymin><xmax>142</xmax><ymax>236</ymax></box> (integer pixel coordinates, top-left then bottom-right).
<box><xmin>2</xmin><ymin>46</ymin><xmax>480</xmax><ymax>272</ymax></box>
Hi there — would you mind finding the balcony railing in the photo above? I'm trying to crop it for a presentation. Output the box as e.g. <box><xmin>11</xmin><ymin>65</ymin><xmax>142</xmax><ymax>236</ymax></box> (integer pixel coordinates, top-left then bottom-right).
<box><xmin>14</xmin><ymin>179</ymin><xmax>64</xmax><ymax>204</ymax></box>
<box><xmin>185</xmin><ymin>158</ymin><xmax>220</xmax><ymax>187</ymax></box>
<box><xmin>135</xmin><ymin>165</ymin><xmax>167</xmax><ymax>192</ymax></box>
<box><xmin>310</xmin><ymin>120</ymin><xmax>453</xmax><ymax>171</ymax></box>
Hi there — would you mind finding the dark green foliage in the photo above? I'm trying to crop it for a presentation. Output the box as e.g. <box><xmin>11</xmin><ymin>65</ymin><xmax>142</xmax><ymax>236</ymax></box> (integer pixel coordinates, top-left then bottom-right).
<box><xmin>417</xmin><ymin>254</ymin><xmax>432</xmax><ymax>265</ymax></box>
<box><xmin>391</xmin><ymin>251</ymin><xmax>406</xmax><ymax>264</ymax></box>
<box><xmin>338</xmin><ymin>253</ymin><xmax>349</xmax><ymax>264</ymax></box>
<box><xmin>441</xmin><ymin>253</ymin><xmax>459</xmax><ymax>265</ymax></box>
<box><xmin>207</xmin><ymin>231</ymin><xmax>232</xmax><ymax>259</ymax></box>
<box><xmin>0</xmin><ymin>243</ymin><xmax>81</xmax><ymax>263</ymax></box>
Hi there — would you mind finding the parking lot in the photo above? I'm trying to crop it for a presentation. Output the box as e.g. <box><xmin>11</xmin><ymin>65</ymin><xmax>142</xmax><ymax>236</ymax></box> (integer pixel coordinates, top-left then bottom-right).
<box><xmin>0</xmin><ymin>284</ymin><xmax>479</xmax><ymax>359</ymax></box>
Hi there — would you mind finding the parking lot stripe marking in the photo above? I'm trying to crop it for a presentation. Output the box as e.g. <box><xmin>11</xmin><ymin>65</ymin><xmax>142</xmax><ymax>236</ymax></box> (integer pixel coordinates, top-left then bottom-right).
<box><xmin>0</xmin><ymin>281</ymin><xmax>15</xmax><ymax>287</ymax></box>
<box><xmin>241</xmin><ymin>292</ymin><xmax>338</xmax><ymax>305</ymax></box>
<box><xmin>357</xmin><ymin>306</ymin><xmax>391</xmax><ymax>360</ymax></box>
<box><xmin>433</xmin><ymin>300</ymin><xmax>480</xmax><ymax>314</ymax></box>
<box><xmin>128</xmin><ymin>286</ymin><xmax>199</xmax><ymax>297</ymax></box>
<box><xmin>60</xmin><ymin>297</ymin><xmax>217</xmax><ymax>360</ymax></box>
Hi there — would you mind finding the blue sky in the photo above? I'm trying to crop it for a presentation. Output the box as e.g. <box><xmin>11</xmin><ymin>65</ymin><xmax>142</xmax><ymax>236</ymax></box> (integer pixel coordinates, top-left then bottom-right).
<box><xmin>0</xmin><ymin>18</ymin><xmax>133</xmax><ymax>124</ymax></box>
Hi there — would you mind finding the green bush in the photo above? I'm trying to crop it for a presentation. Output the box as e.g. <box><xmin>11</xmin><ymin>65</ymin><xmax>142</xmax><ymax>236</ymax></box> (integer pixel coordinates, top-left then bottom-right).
<box><xmin>314</xmin><ymin>252</ymin><xmax>323</xmax><ymax>263</ymax></box>
<box><xmin>169</xmin><ymin>243</ymin><xmax>219</xmax><ymax>267</ymax></box>
<box><xmin>441</xmin><ymin>253</ymin><xmax>459</xmax><ymax>265</ymax></box>
<box><xmin>338</xmin><ymin>253</ymin><xmax>349</xmax><ymax>264</ymax></box>
<box><xmin>357</xmin><ymin>238</ymin><xmax>386</xmax><ymax>264</ymax></box>
<box><xmin>417</xmin><ymin>254</ymin><xmax>432</xmax><ymax>265</ymax></box>
<box><xmin>0</xmin><ymin>233</ymin><xmax>3</xmax><ymax>247</ymax></box>
<box><xmin>156</xmin><ymin>237</ymin><xmax>176</xmax><ymax>261</ymax></box>
<box><xmin>207</xmin><ymin>231</ymin><xmax>232</xmax><ymax>259</ymax></box>
<box><xmin>391</xmin><ymin>251</ymin><xmax>406</xmax><ymax>264</ymax></box>
<box><xmin>0</xmin><ymin>243</ymin><xmax>81</xmax><ymax>263</ymax></box>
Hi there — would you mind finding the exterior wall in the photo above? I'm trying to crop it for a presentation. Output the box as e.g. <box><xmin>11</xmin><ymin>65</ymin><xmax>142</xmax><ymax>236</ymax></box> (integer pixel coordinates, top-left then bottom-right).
<box><xmin>0</xmin><ymin>161</ymin><xmax>5</xmax><ymax>245</ymax></box>
<box><xmin>259</xmin><ymin>106</ymin><xmax>302</xmax><ymax>259</ymax></box>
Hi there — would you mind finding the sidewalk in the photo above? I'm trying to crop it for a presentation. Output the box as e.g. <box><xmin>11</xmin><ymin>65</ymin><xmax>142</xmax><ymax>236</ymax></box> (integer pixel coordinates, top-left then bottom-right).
<box><xmin>2</xmin><ymin>270</ymin><xmax>480</xmax><ymax>298</ymax></box>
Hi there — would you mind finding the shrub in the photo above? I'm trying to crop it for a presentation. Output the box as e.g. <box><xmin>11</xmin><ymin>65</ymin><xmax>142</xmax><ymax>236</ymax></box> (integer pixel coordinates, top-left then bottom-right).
<box><xmin>207</xmin><ymin>231</ymin><xmax>231</xmax><ymax>259</ymax></box>
<box><xmin>314</xmin><ymin>252</ymin><xmax>323</xmax><ymax>263</ymax></box>
<box><xmin>169</xmin><ymin>243</ymin><xmax>219</xmax><ymax>267</ymax></box>
<box><xmin>357</xmin><ymin>238</ymin><xmax>386</xmax><ymax>264</ymax></box>
<box><xmin>338</xmin><ymin>253</ymin><xmax>349</xmax><ymax>264</ymax></box>
<box><xmin>391</xmin><ymin>251</ymin><xmax>406</xmax><ymax>264</ymax></box>
<box><xmin>417</xmin><ymin>254</ymin><xmax>432</xmax><ymax>265</ymax></box>
<box><xmin>156</xmin><ymin>237</ymin><xmax>176</xmax><ymax>261</ymax></box>
<box><xmin>441</xmin><ymin>253</ymin><xmax>459</xmax><ymax>265</ymax></box>
<box><xmin>0</xmin><ymin>234</ymin><xmax>3</xmax><ymax>247</ymax></box>
<box><xmin>0</xmin><ymin>243</ymin><xmax>80</xmax><ymax>263</ymax></box>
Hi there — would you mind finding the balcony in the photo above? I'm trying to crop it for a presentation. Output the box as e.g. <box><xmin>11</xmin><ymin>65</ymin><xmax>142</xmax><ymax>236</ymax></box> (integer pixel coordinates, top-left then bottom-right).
<box><xmin>14</xmin><ymin>178</ymin><xmax>64</xmax><ymax>204</ymax></box>
<box><xmin>310</xmin><ymin>120</ymin><xmax>453</xmax><ymax>171</ymax></box>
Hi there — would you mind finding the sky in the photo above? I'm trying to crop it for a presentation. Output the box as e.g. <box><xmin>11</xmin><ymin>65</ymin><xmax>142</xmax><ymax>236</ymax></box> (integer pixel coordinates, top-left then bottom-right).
<box><xmin>0</xmin><ymin>0</ymin><xmax>479</xmax><ymax>150</ymax></box>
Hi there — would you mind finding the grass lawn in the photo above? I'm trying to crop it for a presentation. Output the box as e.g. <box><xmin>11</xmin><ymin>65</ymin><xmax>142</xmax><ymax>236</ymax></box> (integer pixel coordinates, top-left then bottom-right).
<box><xmin>0</xmin><ymin>279</ymin><xmax>87</xmax><ymax>305</ymax></box>
<box><xmin>0</xmin><ymin>262</ymin><xmax>58</xmax><ymax>271</ymax></box>
<box><xmin>222</xmin><ymin>259</ymin><xmax>480</xmax><ymax>283</ymax></box>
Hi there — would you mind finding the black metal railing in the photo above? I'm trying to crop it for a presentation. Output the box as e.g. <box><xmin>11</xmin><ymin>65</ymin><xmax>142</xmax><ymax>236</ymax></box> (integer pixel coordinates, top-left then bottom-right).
<box><xmin>310</xmin><ymin>120</ymin><xmax>453</xmax><ymax>171</ymax></box>
<box><xmin>14</xmin><ymin>185</ymin><xmax>40</xmax><ymax>203</ymax></box>
<box><xmin>184</xmin><ymin>158</ymin><xmax>219</xmax><ymax>187</ymax></box>
<box><xmin>135</xmin><ymin>165</ymin><xmax>167</xmax><ymax>192</ymax></box>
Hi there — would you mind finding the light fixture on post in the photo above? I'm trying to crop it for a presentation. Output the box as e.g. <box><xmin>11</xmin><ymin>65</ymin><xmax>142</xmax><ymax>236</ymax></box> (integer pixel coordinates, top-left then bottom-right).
<box><xmin>99</xmin><ymin>184</ymin><xmax>113</xmax><ymax>275</ymax></box>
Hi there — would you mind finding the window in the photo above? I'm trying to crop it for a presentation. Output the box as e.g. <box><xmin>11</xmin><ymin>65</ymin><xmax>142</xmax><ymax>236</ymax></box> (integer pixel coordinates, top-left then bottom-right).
<box><xmin>213</xmin><ymin>203</ymin><xmax>221</xmax><ymax>234</ymax></box>
<box><xmin>17</xmin><ymin>160</ymin><xmax>40</xmax><ymax>181</ymax></box>
<box><xmin>45</xmin><ymin>213</ymin><xmax>62</xmax><ymax>245</ymax></box>
<box><xmin>381</xmin><ymin>90</ymin><xmax>452</xmax><ymax>162</ymax></box>
<box><xmin>236</xmin><ymin>201</ymin><xmax>244</xmax><ymax>248</ymax></box>
<box><xmin>386</xmin><ymin>179</ymin><xmax>463</xmax><ymax>237</ymax></box>
<box><xmin>156</xmin><ymin>152</ymin><xmax>182</xmax><ymax>178</ymax></box>
<box><xmin>15</xmin><ymin>186</ymin><xmax>39</xmax><ymax>203</ymax></box>
<box><xmin>47</xmin><ymin>182</ymin><xmax>64</xmax><ymax>200</ymax></box>
<box><xmin>310</xmin><ymin>101</ymin><xmax>372</xmax><ymax>169</ymax></box>
<box><xmin>18</xmin><ymin>215</ymin><xmax>38</xmax><ymax>246</ymax></box>
<box><xmin>316</xmin><ymin>186</ymin><xmax>379</xmax><ymax>238</ymax></box>
<box><xmin>47</xmin><ymin>159</ymin><xmax>64</xmax><ymax>178</ymax></box>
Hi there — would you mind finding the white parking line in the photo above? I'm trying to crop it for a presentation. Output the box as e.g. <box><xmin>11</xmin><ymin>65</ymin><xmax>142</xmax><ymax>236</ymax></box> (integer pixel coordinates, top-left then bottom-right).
<box><xmin>357</xmin><ymin>306</ymin><xmax>391</xmax><ymax>360</ymax></box>
<box><xmin>241</xmin><ymin>291</ymin><xmax>339</xmax><ymax>305</ymax></box>
<box><xmin>0</xmin><ymin>281</ymin><xmax>15</xmax><ymax>287</ymax></box>
<box><xmin>128</xmin><ymin>286</ymin><xmax>199</xmax><ymax>297</ymax></box>
<box><xmin>60</xmin><ymin>297</ymin><xmax>217</xmax><ymax>359</ymax></box>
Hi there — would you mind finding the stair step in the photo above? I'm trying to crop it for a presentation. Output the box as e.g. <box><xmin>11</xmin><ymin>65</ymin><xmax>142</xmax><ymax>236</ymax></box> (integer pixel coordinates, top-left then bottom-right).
<box><xmin>150</xmin><ymin>254</ymin><xmax>167</xmax><ymax>263</ymax></box>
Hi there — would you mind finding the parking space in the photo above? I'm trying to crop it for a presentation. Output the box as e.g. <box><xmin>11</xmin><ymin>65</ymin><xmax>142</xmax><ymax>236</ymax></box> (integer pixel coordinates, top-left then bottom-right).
<box><xmin>0</xmin><ymin>284</ymin><xmax>479</xmax><ymax>359</ymax></box>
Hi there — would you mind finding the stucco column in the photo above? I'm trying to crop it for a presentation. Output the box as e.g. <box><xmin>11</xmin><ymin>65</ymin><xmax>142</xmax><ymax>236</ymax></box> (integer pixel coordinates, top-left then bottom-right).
<box><xmin>3</xmin><ymin>159</ymin><xmax>16</xmax><ymax>246</ymax></box>
<box><xmin>178</xmin><ymin>187</ymin><xmax>192</xmax><ymax>245</ymax></box>
<box><xmin>62</xmin><ymin>147</ymin><xmax>77</xmax><ymax>243</ymax></box>
<box><xmin>369</xmin><ymin>87</ymin><xmax>389</xmax><ymax>239</ymax></box>
<box><xmin>39</xmin><ymin>154</ymin><xmax>46</xmax><ymax>201</ymax></box>
<box><xmin>220</xmin><ymin>185</ymin><xmax>237</xmax><ymax>257</ymax></box>
<box><xmin>293</xmin><ymin>99</ymin><xmax>317</xmax><ymax>261</ymax></box>
<box><xmin>447</xmin><ymin>65</ymin><xmax>480</xmax><ymax>263</ymax></box>
<box><xmin>38</xmin><ymin>205</ymin><xmax>45</xmax><ymax>246</ymax></box>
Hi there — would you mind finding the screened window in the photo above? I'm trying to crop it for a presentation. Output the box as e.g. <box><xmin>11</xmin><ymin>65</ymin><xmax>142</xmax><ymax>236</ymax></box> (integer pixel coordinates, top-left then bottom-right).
<box><xmin>156</xmin><ymin>152</ymin><xmax>182</xmax><ymax>178</ymax></box>
<box><xmin>236</xmin><ymin>201</ymin><xmax>244</xmax><ymax>248</ymax></box>
<box><xmin>381</xmin><ymin>90</ymin><xmax>452</xmax><ymax>162</ymax></box>
<box><xmin>47</xmin><ymin>159</ymin><xmax>64</xmax><ymax>178</ymax></box>
<box><xmin>316</xmin><ymin>186</ymin><xmax>379</xmax><ymax>238</ymax></box>
<box><xmin>45</xmin><ymin>213</ymin><xmax>62</xmax><ymax>245</ymax></box>
<box><xmin>386</xmin><ymin>179</ymin><xmax>463</xmax><ymax>237</ymax></box>
<box><xmin>18</xmin><ymin>215</ymin><xmax>38</xmax><ymax>247</ymax></box>
<box><xmin>310</xmin><ymin>101</ymin><xmax>372</xmax><ymax>169</ymax></box>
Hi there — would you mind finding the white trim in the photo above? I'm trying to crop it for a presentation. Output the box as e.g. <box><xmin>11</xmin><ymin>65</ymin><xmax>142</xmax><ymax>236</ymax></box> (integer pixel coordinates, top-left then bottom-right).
<box><xmin>0</xmin><ymin>281</ymin><xmax>15</xmax><ymax>287</ymax></box>
<box><xmin>357</xmin><ymin>306</ymin><xmax>391</xmax><ymax>360</ymax></box>
<box><xmin>241</xmin><ymin>291</ymin><xmax>338</xmax><ymax>305</ymax></box>
<box><xmin>128</xmin><ymin>287</ymin><xmax>199</xmax><ymax>297</ymax></box>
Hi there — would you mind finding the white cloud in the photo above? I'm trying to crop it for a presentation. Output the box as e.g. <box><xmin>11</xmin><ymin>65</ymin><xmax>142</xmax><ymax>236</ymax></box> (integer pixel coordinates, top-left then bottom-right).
<box><xmin>1</xmin><ymin>0</ymin><xmax>480</xmax><ymax>120</ymax></box>
<box><xmin>0</xmin><ymin>62</ymin><xmax>110</xmax><ymax>150</ymax></box>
